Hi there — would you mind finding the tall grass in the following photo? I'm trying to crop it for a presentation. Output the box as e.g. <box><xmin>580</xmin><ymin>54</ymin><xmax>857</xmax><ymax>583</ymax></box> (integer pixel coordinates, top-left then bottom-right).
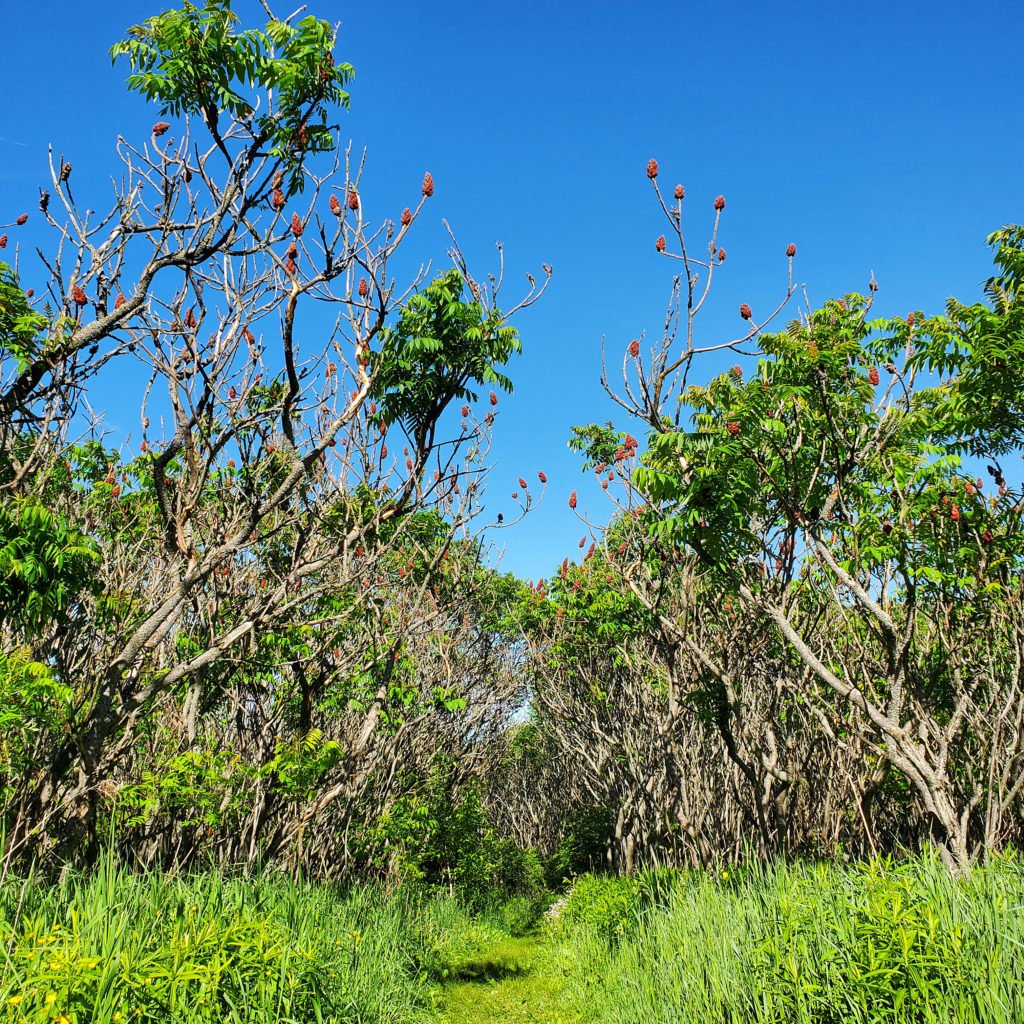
<box><xmin>0</xmin><ymin>857</ymin><xmax>484</xmax><ymax>1023</ymax></box>
<box><xmin>556</xmin><ymin>854</ymin><xmax>1024</xmax><ymax>1023</ymax></box>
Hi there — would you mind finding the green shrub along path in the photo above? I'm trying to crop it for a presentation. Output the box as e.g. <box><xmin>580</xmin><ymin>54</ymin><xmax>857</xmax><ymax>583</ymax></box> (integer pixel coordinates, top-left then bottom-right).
<box><xmin>437</xmin><ymin>933</ymin><xmax>584</xmax><ymax>1024</ymax></box>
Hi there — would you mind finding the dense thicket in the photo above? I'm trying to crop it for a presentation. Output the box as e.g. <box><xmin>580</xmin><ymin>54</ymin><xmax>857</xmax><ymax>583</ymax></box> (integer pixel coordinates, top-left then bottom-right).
<box><xmin>2</xmin><ymin>1</ymin><xmax>1023</xmax><ymax>888</ymax></box>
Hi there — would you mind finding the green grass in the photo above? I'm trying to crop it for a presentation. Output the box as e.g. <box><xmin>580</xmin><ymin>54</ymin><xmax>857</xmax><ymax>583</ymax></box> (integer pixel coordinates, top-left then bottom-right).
<box><xmin>553</xmin><ymin>854</ymin><xmax>1024</xmax><ymax>1023</ymax></box>
<box><xmin>4</xmin><ymin>853</ymin><xmax>1022</xmax><ymax>1024</ymax></box>
<box><xmin>438</xmin><ymin>933</ymin><xmax>585</xmax><ymax>1024</ymax></box>
<box><xmin>0</xmin><ymin>859</ymin><xmax>476</xmax><ymax>1023</ymax></box>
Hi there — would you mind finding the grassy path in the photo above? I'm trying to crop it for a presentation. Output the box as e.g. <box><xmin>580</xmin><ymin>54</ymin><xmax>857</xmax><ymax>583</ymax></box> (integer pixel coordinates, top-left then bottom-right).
<box><xmin>437</xmin><ymin>933</ymin><xmax>585</xmax><ymax>1024</ymax></box>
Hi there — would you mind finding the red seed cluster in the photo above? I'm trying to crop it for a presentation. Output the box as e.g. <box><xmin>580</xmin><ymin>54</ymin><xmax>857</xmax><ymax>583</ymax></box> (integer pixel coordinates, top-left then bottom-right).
<box><xmin>461</xmin><ymin>404</ymin><xmax>470</xmax><ymax>417</ymax></box>
<box><xmin>271</xmin><ymin>189</ymin><xmax>286</xmax><ymax>210</ymax></box>
<box><xmin>907</xmin><ymin>313</ymin><xmax>916</xmax><ymax>327</ymax></box>
<box><xmin>713</xmin><ymin>195</ymin><xmax>726</xmax><ymax>211</ymax></box>
<box><xmin>290</xmin><ymin>213</ymin><xmax>303</xmax><ymax>237</ymax></box>
<box><xmin>422</xmin><ymin>172</ymin><xmax>434</xmax><ymax>197</ymax></box>
<box><xmin>718</xmin><ymin>248</ymin><xmax>726</xmax><ymax>262</ymax></box>
<box><xmin>655</xmin><ymin>235</ymin><xmax>667</xmax><ymax>253</ymax></box>
<box><xmin>72</xmin><ymin>285</ymin><xmax>87</xmax><ymax>306</ymax></box>
<box><xmin>329</xmin><ymin>194</ymin><xmax>342</xmax><ymax>215</ymax></box>
<box><xmin>727</xmin><ymin>421</ymin><xmax>741</xmax><ymax>436</ymax></box>
<box><xmin>674</xmin><ymin>184</ymin><xmax>685</xmax><ymax>200</ymax></box>
<box><xmin>739</xmin><ymin>303</ymin><xmax>752</xmax><ymax>320</ymax></box>
<box><xmin>0</xmin><ymin>235</ymin><xmax>7</xmax><ymax>248</ymax></box>
<box><xmin>869</xmin><ymin>367</ymin><xmax>880</xmax><ymax>386</ymax></box>
<box><xmin>646</xmin><ymin>158</ymin><xmax>659</xmax><ymax>179</ymax></box>
<box><xmin>569</xmin><ymin>490</ymin><xmax>577</xmax><ymax>510</ymax></box>
<box><xmin>629</xmin><ymin>339</ymin><xmax>640</xmax><ymax>358</ymax></box>
<box><xmin>348</xmin><ymin>190</ymin><xmax>359</xmax><ymax>211</ymax></box>
<box><xmin>285</xmin><ymin>257</ymin><xmax>297</xmax><ymax>275</ymax></box>
<box><xmin>401</xmin><ymin>207</ymin><xmax>412</xmax><ymax>226</ymax></box>
<box><xmin>358</xmin><ymin>277</ymin><xmax>369</xmax><ymax>297</ymax></box>
<box><xmin>152</xmin><ymin>121</ymin><xmax>170</xmax><ymax>136</ymax></box>
<box><xmin>518</xmin><ymin>476</ymin><xmax>528</xmax><ymax>489</ymax></box>
<box><xmin>538</xmin><ymin>470</ymin><xmax>547</xmax><ymax>484</ymax></box>
<box><xmin>489</xmin><ymin>390</ymin><xmax>498</xmax><ymax>406</ymax></box>
<box><xmin>15</xmin><ymin>214</ymin><xmax>28</xmax><ymax>225</ymax></box>
<box><xmin>786</xmin><ymin>243</ymin><xmax>797</xmax><ymax>257</ymax></box>
<box><xmin>950</xmin><ymin>505</ymin><xmax>961</xmax><ymax>522</ymax></box>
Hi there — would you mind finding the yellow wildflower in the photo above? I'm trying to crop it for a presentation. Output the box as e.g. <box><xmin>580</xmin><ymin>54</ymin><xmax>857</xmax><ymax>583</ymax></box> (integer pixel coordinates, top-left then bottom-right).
<box><xmin>45</xmin><ymin>992</ymin><xmax>58</xmax><ymax>1004</ymax></box>
<box><xmin>6</xmin><ymin>994</ymin><xmax>24</xmax><ymax>1006</ymax></box>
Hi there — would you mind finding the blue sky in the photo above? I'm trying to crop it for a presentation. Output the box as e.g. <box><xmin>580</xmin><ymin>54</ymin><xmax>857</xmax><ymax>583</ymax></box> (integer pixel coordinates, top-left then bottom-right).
<box><xmin>3</xmin><ymin>0</ymin><xmax>1023</xmax><ymax>582</ymax></box>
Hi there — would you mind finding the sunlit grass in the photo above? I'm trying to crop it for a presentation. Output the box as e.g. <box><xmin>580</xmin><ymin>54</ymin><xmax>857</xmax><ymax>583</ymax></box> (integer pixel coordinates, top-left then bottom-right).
<box><xmin>555</xmin><ymin>854</ymin><xmax>1024</xmax><ymax>1023</ymax></box>
<box><xmin>0</xmin><ymin>858</ymin><xmax>474</xmax><ymax>1023</ymax></box>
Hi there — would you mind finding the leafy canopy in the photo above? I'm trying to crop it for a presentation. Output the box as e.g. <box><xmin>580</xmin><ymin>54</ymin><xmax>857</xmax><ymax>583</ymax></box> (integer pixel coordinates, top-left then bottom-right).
<box><xmin>110</xmin><ymin>0</ymin><xmax>353</xmax><ymax>179</ymax></box>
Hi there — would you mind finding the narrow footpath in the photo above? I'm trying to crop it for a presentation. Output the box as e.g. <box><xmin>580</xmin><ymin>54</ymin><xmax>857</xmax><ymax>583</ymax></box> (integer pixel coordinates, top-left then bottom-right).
<box><xmin>437</xmin><ymin>933</ymin><xmax>585</xmax><ymax>1024</ymax></box>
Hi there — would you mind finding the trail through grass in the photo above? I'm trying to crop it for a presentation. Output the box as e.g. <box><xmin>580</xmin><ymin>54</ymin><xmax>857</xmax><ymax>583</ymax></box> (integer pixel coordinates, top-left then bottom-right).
<box><xmin>437</xmin><ymin>933</ymin><xmax>584</xmax><ymax>1024</ymax></box>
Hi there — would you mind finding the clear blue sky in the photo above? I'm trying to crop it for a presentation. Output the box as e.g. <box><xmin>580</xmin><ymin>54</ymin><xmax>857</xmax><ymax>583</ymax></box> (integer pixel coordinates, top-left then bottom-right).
<box><xmin>3</xmin><ymin>0</ymin><xmax>1022</xmax><ymax>582</ymax></box>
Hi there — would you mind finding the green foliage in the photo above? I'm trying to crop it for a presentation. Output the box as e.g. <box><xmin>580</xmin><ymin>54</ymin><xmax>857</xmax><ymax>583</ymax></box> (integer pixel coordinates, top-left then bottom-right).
<box><xmin>110</xmin><ymin>0</ymin><xmax>353</xmax><ymax>181</ymax></box>
<box><xmin>560</xmin><ymin>874</ymin><xmax>642</xmax><ymax>944</ymax></box>
<box><xmin>556</xmin><ymin>856</ymin><xmax>1024</xmax><ymax>1024</ymax></box>
<box><xmin>371</xmin><ymin>270</ymin><xmax>521</xmax><ymax>450</ymax></box>
<box><xmin>0</xmin><ymin>262</ymin><xmax>47</xmax><ymax>375</ymax></box>
<box><xmin>0</xmin><ymin>498</ymin><xmax>99</xmax><ymax>635</ymax></box>
<box><xmin>0</xmin><ymin>862</ymin><xmax>498</xmax><ymax>1023</ymax></box>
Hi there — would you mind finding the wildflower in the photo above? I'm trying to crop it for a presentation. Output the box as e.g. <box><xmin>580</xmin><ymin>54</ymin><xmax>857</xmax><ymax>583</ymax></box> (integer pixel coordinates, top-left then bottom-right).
<box><xmin>422</xmin><ymin>172</ymin><xmax>434</xmax><ymax>197</ymax></box>
<box><xmin>739</xmin><ymin>303</ymin><xmax>752</xmax><ymax>320</ymax></box>
<box><xmin>646</xmin><ymin>158</ymin><xmax>659</xmax><ymax>179</ymax></box>
<box><xmin>45</xmin><ymin>992</ymin><xmax>58</xmax><ymax>1004</ymax></box>
<box><xmin>713</xmin><ymin>195</ymin><xmax>726</xmax><ymax>211</ymax></box>
<box><xmin>786</xmin><ymin>243</ymin><xmax>797</xmax><ymax>257</ymax></box>
<box><xmin>655</xmin><ymin>235</ymin><xmax>667</xmax><ymax>252</ymax></box>
<box><xmin>7</xmin><ymin>995</ymin><xmax>24</xmax><ymax>1005</ymax></box>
